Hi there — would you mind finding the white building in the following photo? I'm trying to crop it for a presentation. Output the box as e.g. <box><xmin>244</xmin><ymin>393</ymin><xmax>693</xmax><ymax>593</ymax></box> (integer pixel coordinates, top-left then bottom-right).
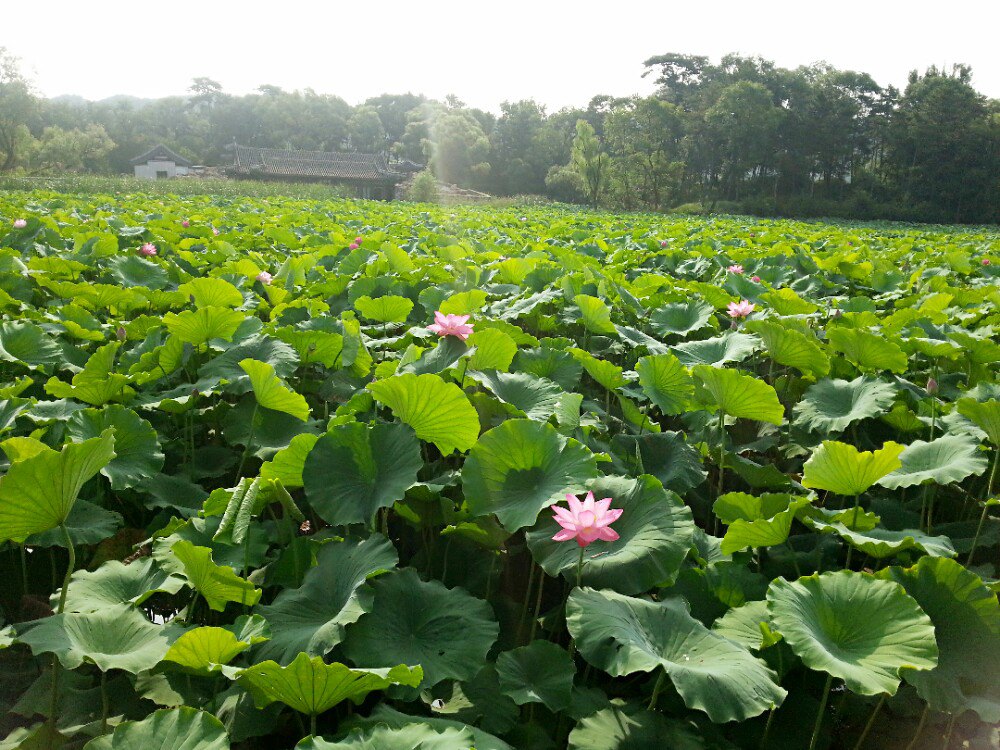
<box><xmin>131</xmin><ymin>144</ymin><xmax>192</xmax><ymax>179</ymax></box>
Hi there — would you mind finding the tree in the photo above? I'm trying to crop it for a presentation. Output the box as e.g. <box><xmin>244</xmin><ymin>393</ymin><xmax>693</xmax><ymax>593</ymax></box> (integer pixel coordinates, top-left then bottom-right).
<box><xmin>0</xmin><ymin>48</ymin><xmax>38</xmax><ymax>171</ymax></box>
<box><xmin>347</xmin><ymin>106</ymin><xmax>386</xmax><ymax>152</ymax></box>
<box><xmin>570</xmin><ymin>120</ymin><xmax>609</xmax><ymax>207</ymax></box>
<box><xmin>30</xmin><ymin>124</ymin><xmax>115</xmax><ymax>172</ymax></box>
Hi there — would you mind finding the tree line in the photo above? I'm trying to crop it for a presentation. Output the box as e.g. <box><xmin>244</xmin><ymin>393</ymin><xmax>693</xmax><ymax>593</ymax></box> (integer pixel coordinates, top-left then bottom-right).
<box><xmin>1</xmin><ymin>48</ymin><xmax>997</xmax><ymax>223</ymax></box>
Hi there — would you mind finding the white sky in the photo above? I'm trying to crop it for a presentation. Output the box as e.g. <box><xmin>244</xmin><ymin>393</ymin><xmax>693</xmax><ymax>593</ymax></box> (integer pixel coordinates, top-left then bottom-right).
<box><xmin>4</xmin><ymin>0</ymin><xmax>999</xmax><ymax>112</ymax></box>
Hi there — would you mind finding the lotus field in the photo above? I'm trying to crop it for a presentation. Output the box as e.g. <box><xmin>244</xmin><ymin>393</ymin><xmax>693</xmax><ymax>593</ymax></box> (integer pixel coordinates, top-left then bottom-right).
<box><xmin>1</xmin><ymin>190</ymin><xmax>1000</xmax><ymax>750</ymax></box>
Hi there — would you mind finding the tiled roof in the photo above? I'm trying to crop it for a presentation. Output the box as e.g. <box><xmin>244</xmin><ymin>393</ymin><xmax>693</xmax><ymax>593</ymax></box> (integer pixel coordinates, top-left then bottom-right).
<box><xmin>230</xmin><ymin>144</ymin><xmax>403</xmax><ymax>181</ymax></box>
<box><xmin>130</xmin><ymin>144</ymin><xmax>193</xmax><ymax>167</ymax></box>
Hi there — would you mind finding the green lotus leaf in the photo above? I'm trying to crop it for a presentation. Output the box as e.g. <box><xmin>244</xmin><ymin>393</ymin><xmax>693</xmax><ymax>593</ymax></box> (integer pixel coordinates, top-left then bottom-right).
<box><xmin>67</xmin><ymin>405</ymin><xmax>163</xmax><ymax>490</ymax></box>
<box><xmin>568</xmin><ymin>348</ymin><xmax>627</xmax><ymax>390</ymax></box>
<box><xmin>636</xmin><ymin>353</ymin><xmax>693</xmax><ymax>416</ymax></box>
<box><xmin>609</xmin><ymin>431</ymin><xmax>706</xmax><ymax>494</ymax></box>
<box><xmin>53</xmin><ymin>558</ymin><xmax>184</xmax><ymax>613</ymax></box>
<box><xmin>713</xmin><ymin>492</ymin><xmax>812</xmax><ymax>554</ymax></box>
<box><xmin>614</xmin><ymin>324</ymin><xmax>670</xmax><ymax>355</ymax></box>
<box><xmin>105</xmin><ymin>254</ymin><xmax>170</xmax><ymax>290</ymax></box>
<box><xmin>199</xmin><ymin>334</ymin><xmax>299</xmax><ymax>393</ymax></box>
<box><xmin>82</xmin><ymin>707</ymin><xmax>230</xmax><ymax>750</ymax></box>
<box><xmin>16</xmin><ymin>604</ymin><xmax>172</xmax><ymax>673</ymax></box>
<box><xmin>342</xmin><ymin>568</ymin><xmax>499</xmax><ymax>687</ymax></box>
<box><xmin>650</xmin><ymin>299</ymin><xmax>714</xmax><ymax>337</ymax></box>
<box><xmin>745</xmin><ymin>319</ymin><xmax>830</xmax><ymax>377</ymax></box>
<box><xmin>761</xmin><ymin>287</ymin><xmax>819</xmax><ymax>315</ymax></box>
<box><xmin>527</xmin><ymin>474</ymin><xmax>695</xmax><ymax>593</ymax></box>
<box><xmin>462</xmin><ymin>418</ymin><xmax>599</xmax><ymax>532</ymax></box>
<box><xmin>877</xmin><ymin>556</ymin><xmax>1000</xmax><ymax>721</ymax></box>
<box><xmin>767</xmin><ymin>571</ymin><xmax>938</xmax><ymax>695</ymax></box>
<box><xmin>796</xmin><ymin>504</ymin><xmax>880</xmax><ymax>532</ymax></box>
<box><xmin>514</xmin><ymin>346</ymin><xmax>582</xmax><ymax>390</ymax></box>
<box><xmin>304</xmin><ymin>422</ymin><xmax>422</xmax><ymax>526</ymax></box>
<box><xmin>368</xmin><ymin>373</ymin><xmax>479</xmax><ymax>455</ymax></box>
<box><xmin>0</xmin><ymin>429</ymin><xmax>116</xmax><ymax>543</ymax></box>
<box><xmin>260</xmin><ymin>433</ymin><xmax>319</xmax><ymax>488</ymax></box>
<box><xmin>568</xmin><ymin>702</ymin><xmax>707</xmax><ymax>750</ymax></box>
<box><xmin>398</xmin><ymin>336</ymin><xmax>470</xmax><ymax>376</ymax></box>
<box><xmin>574</xmin><ymin>294</ymin><xmax>617</xmax><ymax>334</ymax></box>
<box><xmin>673</xmin><ymin>332</ymin><xmax>760</xmax><ymax>368</ymax></box>
<box><xmin>297</xmin><ymin>724</ymin><xmax>474</xmax><ymax>750</ymax></box>
<box><xmin>357</xmin><ymin>705</ymin><xmax>513</xmax><ymax>750</ymax></box>
<box><xmin>25</xmin><ymin>499</ymin><xmax>122</xmax><ymax>548</ymax></box>
<box><xmin>470</xmin><ymin>370</ymin><xmax>563</xmax><ymax>421</ymax></box>
<box><xmin>466</xmin><ymin>328</ymin><xmax>517</xmax><ymax>372</ymax></box>
<box><xmin>693</xmin><ymin>365</ymin><xmax>784</xmax><ymax>425</ymax></box>
<box><xmin>827</xmin><ymin>327</ymin><xmax>908</xmax><ymax>374</ymax></box>
<box><xmin>806</xmin><ymin>520</ymin><xmax>956</xmax><ymax>559</ymax></box>
<box><xmin>275</xmin><ymin>327</ymin><xmax>345</xmax><ymax>368</ymax></box>
<box><xmin>355</xmin><ymin>294</ymin><xmax>413</xmax><ymax>323</ymax></box>
<box><xmin>956</xmin><ymin>398</ymin><xmax>1000</xmax><ymax>445</ymax></box>
<box><xmin>239</xmin><ymin>358</ymin><xmax>310</xmax><ymax>421</ymax></box>
<box><xmin>801</xmin><ymin>440</ymin><xmax>904</xmax><ymax>496</ymax></box>
<box><xmin>164</xmin><ymin>306</ymin><xmax>245</xmax><ymax>346</ymax></box>
<box><xmin>0</xmin><ymin>321</ymin><xmax>63</xmax><ymax>368</ymax></box>
<box><xmin>496</xmin><ymin>640</ymin><xmax>575</xmax><ymax>711</ymax></box>
<box><xmin>45</xmin><ymin>342</ymin><xmax>135</xmax><ymax>405</ymax></box>
<box><xmin>567</xmin><ymin>588</ymin><xmax>785</xmax><ymax>722</ymax></box>
<box><xmin>439</xmin><ymin>289</ymin><xmax>487</xmax><ymax>315</ymax></box>
<box><xmin>178</xmin><ymin>277</ymin><xmax>245</xmax><ymax>308</ymax></box>
<box><xmin>792</xmin><ymin>377</ymin><xmax>897</xmax><ymax>434</ymax></box>
<box><xmin>0</xmin><ymin>398</ymin><xmax>28</xmax><ymax>435</ymax></box>
<box><xmin>878</xmin><ymin>434</ymin><xmax>988</xmax><ymax>489</ymax></box>
<box><xmin>711</xmin><ymin>600</ymin><xmax>780</xmax><ymax>651</ymax></box>
<box><xmin>253</xmin><ymin>536</ymin><xmax>398</xmax><ymax>664</ymax></box>
<box><xmin>171</xmin><ymin>540</ymin><xmax>261</xmax><ymax>611</ymax></box>
<box><xmin>238</xmin><ymin>653</ymin><xmax>422</xmax><ymax>716</ymax></box>
<box><xmin>161</xmin><ymin>626</ymin><xmax>253</xmax><ymax>675</ymax></box>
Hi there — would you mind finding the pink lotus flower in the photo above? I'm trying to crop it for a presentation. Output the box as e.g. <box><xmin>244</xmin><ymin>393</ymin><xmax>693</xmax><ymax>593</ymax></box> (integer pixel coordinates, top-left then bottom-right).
<box><xmin>926</xmin><ymin>377</ymin><xmax>938</xmax><ymax>395</ymax></box>
<box><xmin>427</xmin><ymin>311</ymin><xmax>474</xmax><ymax>341</ymax></box>
<box><xmin>212</xmin><ymin>227</ymin><xmax>220</xmax><ymax>236</ymax></box>
<box><xmin>138</xmin><ymin>243</ymin><xmax>157</xmax><ymax>257</ymax></box>
<box><xmin>751</xmin><ymin>275</ymin><xmax>761</xmax><ymax>283</ymax></box>
<box><xmin>256</xmin><ymin>271</ymin><xmax>272</xmax><ymax>285</ymax></box>
<box><xmin>727</xmin><ymin>299</ymin><xmax>755</xmax><ymax>319</ymax></box>
<box><xmin>552</xmin><ymin>491</ymin><xmax>623</xmax><ymax>547</ymax></box>
<box><xmin>660</xmin><ymin>240</ymin><xmax>668</xmax><ymax>248</ymax></box>
<box><xmin>984</xmin><ymin>259</ymin><xmax>991</xmax><ymax>266</ymax></box>
<box><xmin>727</xmin><ymin>264</ymin><xmax>744</xmax><ymax>274</ymax></box>
<box><xmin>354</xmin><ymin>235</ymin><xmax>363</xmax><ymax>244</ymax></box>
<box><xmin>182</xmin><ymin>220</ymin><xmax>190</xmax><ymax>228</ymax></box>
<box><xmin>349</xmin><ymin>242</ymin><xmax>359</xmax><ymax>250</ymax></box>
<box><xmin>13</xmin><ymin>219</ymin><xmax>27</xmax><ymax>229</ymax></box>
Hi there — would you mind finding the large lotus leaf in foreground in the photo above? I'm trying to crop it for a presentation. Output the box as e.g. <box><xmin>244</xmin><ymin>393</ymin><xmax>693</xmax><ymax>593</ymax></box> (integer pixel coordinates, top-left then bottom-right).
<box><xmin>567</xmin><ymin>587</ymin><xmax>786</xmax><ymax>722</ymax></box>
<box><xmin>792</xmin><ymin>376</ymin><xmax>897</xmax><ymax>434</ymax></box>
<box><xmin>0</xmin><ymin>429</ymin><xmax>116</xmax><ymax>543</ymax></box>
<box><xmin>343</xmin><ymin>568</ymin><xmax>499</xmax><ymax>687</ymax></box>
<box><xmin>878</xmin><ymin>557</ymin><xmax>1000</xmax><ymax>721</ymax></box>
<box><xmin>303</xmin><ymin>422</ymin><xmax>422</xmax><ymax>526</ymax></box>
<box><xmin>767</xmin><ymin>571</ymin><xmax>938</xmax><ymax>695</ymax></box>
<box><xmin>878</xmin><ymin>434</ymin><xmax>988</xmax><ymax>489</ymax></box>
<box><xmin>801</xmin><ymin>440</ymin><xmax>904</xmax><ymax>496</ymax></box>
<box><xmin>527</xmin><ymin>474</ymin><xmax>695</xmax><ymax>593</ymax></box>
<box><xmin>82</xmin><ymin>707</ymin><xmax>231</xmax><ymax>750</ymax></box>
<box><xmin>253</xmin><ymin>535</ymin><xmax>398</xmax><ymax>664</ymax></box>
<box><xmin>692</xmin><ymin>365</ymin><xmax>783</xmax><ymax>425</ymax></box>
<box><xmin>463</xmin><ymin>418</ymin><xmax>599</xmax><ymax>532</ymax></box>
<box><xmin>237</xmin><ymin>652</ymin><xmax>422</xmax><ymax>715</ymax></box>
<box><xmin>368</xmin><ymin>373</ymin><xmax>480</xmax><ymax>455</ymax></box>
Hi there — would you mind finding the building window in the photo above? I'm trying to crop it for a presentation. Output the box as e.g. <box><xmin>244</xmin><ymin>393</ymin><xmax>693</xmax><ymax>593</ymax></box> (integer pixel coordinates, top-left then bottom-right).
<box><xmin>156</xmin><ymin>170</ymin><xmax>168</xmax><ymax>179</ymax></box>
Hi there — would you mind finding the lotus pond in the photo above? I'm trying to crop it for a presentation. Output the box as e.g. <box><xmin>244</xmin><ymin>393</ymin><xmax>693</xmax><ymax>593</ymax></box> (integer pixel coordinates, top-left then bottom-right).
<box><xmin>0</xmin><ymin>191</ymin><xmax>998</xmax><ymax>749</ymax></box>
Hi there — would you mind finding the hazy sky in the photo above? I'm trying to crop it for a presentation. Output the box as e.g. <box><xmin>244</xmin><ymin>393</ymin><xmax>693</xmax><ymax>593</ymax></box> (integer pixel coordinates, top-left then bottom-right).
<box><xmin>4</xmin><ymin>1</ymin><xmax>998</xmax><ymax>111</ymax></box>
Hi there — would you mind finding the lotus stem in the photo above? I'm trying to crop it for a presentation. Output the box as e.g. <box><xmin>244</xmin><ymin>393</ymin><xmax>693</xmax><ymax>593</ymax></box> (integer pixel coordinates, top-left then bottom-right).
<box><xmin>57</xmin><ymin>523</ymin><xmax>75</xmax><ymax>615</ymax></box>
<box><xmin>967</xmin><ymin>449</ymin><xmax>998</xmax><ymax>566</ymax></box>
<box><xmin>576</xmin><ymin>546</ymin><xmax>585</xmax><ymax>590</ymax></box>
<box><xmin>310</xmin><ymin>712</ymin><xmax>317</xmax><ymax>738</ymax></box>
<box><xmin>518</xmin><ymin>563</ymin><xmax>538</xmax><ymax>642</ymax></box>
<box><xmin>19</xmin><ymin>543</ymin><xmax>28</xmax><ymax>598</ymax></box>
<box><xmin>235</xmin><ymin>405</ymin><xmax>259</xmax><ymax>480</ymax></box>
<box><xmin>760</xmin><ymin>706</ymin><xmax>776</xmax><ymax>749</ymax></box>
<box><xmin>646</xmin><ymin>670</ymin><xmax>666</xmax><ymax>711</ymax></box>
<box><xmin>904</xmin><ymin>704</ymin><xmax>929</xmax><ymax>750</ymax></box>
<box><xmin>715</xmin><ymin>410</ymin><xmax>726</xmax><ymax>535</ymax></box>
<box><xmin>529</xmin><ymin>572</ymin><xmax>545</xmax><ymax>642</ymax></box>
<box><xmin>808</xmin><ymin>674</ymin><xmax>833</xmax><ymax>750</ymax></box>
<box><xmin>941</xmin><ymin>714</ymin><xmax>956</xmax><ymax>749</ymax></box>
<box><xmin>852</xmin><ymin>693</ymin><xmax>885</xmax><ymax>750</ymax></box>
<box><xmin>100</xmin><ymin>670</ymin><xmax>109</xmax><ymax>735</ymax></box>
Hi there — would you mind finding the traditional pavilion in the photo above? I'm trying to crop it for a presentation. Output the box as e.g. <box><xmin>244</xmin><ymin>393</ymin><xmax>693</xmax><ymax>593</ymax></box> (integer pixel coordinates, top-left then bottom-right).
<box><xmin>131</xmin><ymin>144</ymin><xmax>192</xmax><ymax>179</ymax></box>
<box><xmin>227</xmin><ymin>144</ymin><xmax>416</xmax><ymax>199</ymax></box>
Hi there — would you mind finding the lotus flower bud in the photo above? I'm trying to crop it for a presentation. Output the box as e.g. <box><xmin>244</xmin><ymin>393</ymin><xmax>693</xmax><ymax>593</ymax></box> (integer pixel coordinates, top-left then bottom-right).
<box><xmin>116</xmin><ymin>326</ymin><xmax>126</xmax><ymax>341</ymax></box>
<box><xmin>13</xmin><ymin>219</ymin><xmax>27</xmax><ymax>229</ymax></box>
<box><xmin>926</xmin><ymin>377</ymin><xmax>938</xmax><ymax>395</ymax></box>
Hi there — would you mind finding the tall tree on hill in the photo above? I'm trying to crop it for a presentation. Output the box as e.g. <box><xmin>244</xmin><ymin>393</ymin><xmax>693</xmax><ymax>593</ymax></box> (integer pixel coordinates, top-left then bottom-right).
<box><xmin>0</xmin><ymin>48</ymin><xmax>38</xmax><ymax>171</ymax></box>
<box><xmin>570</xmin><ymin>119</ymin><xmax>609</xmax><ymax>207</ymax></box>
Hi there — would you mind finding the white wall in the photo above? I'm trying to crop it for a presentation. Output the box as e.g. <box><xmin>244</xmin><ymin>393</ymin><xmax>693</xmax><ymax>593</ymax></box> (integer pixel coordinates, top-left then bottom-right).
<box><xmin>133</xmin><ymin>160</ymin><xmax>190</xmax><ymax>179</ymax></box>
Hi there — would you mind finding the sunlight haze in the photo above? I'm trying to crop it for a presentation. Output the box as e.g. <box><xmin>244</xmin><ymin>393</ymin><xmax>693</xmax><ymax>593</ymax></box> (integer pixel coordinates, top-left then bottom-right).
<box><xmin>5</xmin><ymin>0</ymin><xmax>999</xmax><ymax>109</ymax></box>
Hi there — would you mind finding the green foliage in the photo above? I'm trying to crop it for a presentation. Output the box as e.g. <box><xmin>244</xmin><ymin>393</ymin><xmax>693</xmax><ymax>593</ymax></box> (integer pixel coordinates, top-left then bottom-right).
<box><xmin>0</xmin><ymin>189</ymin><xmax>997</xmax><ymax>749</ymax></box>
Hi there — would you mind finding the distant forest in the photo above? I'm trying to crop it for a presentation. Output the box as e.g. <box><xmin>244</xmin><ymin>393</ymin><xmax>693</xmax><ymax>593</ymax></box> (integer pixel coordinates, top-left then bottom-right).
<box><xmin>1</xmin><ymin>49</ymin><xmax>998</xmax><ymax>223</ymax></box>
